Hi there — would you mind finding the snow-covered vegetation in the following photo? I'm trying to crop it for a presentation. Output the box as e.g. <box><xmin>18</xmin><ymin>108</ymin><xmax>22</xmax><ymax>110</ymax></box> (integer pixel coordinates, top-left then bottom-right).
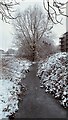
<box><xmin>0</xmin><ymin>56</ymin><xmax>32</xmax><ymax>119</ymax></box>
<box><xmin>37</xmin><ymin>52</ymin><xmax>68</xmax><ymax>108</ymax></box>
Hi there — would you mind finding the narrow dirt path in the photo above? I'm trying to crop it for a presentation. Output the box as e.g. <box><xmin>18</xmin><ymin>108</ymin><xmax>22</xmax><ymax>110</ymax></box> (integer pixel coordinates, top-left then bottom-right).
<box><xmin>15</xmin><ymin>64</ymin><xmax>66</xmax><ymax>118</ymax></box>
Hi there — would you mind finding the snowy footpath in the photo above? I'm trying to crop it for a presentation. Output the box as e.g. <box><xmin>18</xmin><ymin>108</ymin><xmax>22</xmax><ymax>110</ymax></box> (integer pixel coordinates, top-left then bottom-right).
<box><xmin>15</xmin><ymin>63</ymin><xmax>66</xmax><ymax>118</ymax></box>
<box><xmin>0</xmin><ymin>56</ymin><xmax>31</xmax><ymax>119</ymax></box>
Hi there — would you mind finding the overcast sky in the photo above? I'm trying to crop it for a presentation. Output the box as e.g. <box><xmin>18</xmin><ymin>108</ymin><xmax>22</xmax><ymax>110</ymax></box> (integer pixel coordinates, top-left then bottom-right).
<box><xmin>0</xmin><ymin>0</ymin><xmax>66</xmax><ymax>51</ymax></box>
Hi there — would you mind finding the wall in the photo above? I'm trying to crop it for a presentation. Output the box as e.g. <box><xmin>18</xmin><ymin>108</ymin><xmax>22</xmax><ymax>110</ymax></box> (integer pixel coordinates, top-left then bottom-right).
<box><xmin>66</xmin><ymin>2</ymin><xmax>68</xmax><ymax>32</ymax></box>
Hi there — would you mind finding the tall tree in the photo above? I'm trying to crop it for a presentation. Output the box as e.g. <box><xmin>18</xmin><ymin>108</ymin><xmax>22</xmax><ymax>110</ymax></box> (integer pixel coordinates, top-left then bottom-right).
<box><xmin>13</xmin><ymin>6</ymin><xmax>56</xmax><ymax>61</ymax></box>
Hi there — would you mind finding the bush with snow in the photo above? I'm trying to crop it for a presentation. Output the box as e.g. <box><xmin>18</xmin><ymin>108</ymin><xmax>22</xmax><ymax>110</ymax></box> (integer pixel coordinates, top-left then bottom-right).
<box><xmin>0</xmin><ymin>56</ymin><xmax>32</xmax><ymax>119</ymax></box>
<box><xmin>37</xmin><ymin>52</ymin><xmax>68</xmax><ymax>108</ymax></box>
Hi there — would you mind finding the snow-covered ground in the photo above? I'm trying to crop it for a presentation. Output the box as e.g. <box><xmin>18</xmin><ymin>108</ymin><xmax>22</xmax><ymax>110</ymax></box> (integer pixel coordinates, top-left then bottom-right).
<box><xmin>37</xmin><ymin>52</ymin><xmax>68</xmax><ymax>108</ymax></box>
<box><xmin>0</xmin><ymin>56</ymin><xmax>32</xmax><ymax>119</ymax></box>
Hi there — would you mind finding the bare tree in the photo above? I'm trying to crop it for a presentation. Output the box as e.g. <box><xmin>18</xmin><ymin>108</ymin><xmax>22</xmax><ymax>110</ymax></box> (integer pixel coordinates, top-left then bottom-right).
<box><xmin>0</xmin><ymin>0</ymin><xmax>23</xmax><ymax>22</ymax></box>
<box><xmin>13</xmin><ymin>6</ymin><xmax>55</xmax><ymax>61</ymax></box>
<box><xmin>43</xmin><ymin>0</ymin><xmax>68</xmax><ymax>24</ymax></box>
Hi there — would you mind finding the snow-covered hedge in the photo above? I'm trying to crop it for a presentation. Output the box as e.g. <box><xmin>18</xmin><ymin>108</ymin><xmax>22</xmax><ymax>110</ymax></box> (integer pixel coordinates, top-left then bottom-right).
<box><xmin>0</xmin><ymin>56</ymin><xmax>32</xmax><ymax>119</ymax></box>
<box><xmin>37</xmin><ymin>52</ymin><xmax>68</xmax><ymax>108</ymax></box>
<box><xmin>1</xmin><ymin>56</ymin><xmax>31</xmax><ymax>80</ymax></box>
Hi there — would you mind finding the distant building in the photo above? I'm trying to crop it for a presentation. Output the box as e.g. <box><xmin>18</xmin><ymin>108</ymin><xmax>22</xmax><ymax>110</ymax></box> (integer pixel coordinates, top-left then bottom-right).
<box><xmin>0</xmin><ymin>49</ymin><xmax>5</xmax><ymax>58</ymax></box>
<box><xmin>6</xmin><ymin>49</ymin><xmax>16</xmax><ymax>55</ymax></box>
<box><xmin>0</xmin><ymin>49</ymin><xmax>5</xmax><ymax>54</ymax></box>
<box><xmin>59</xmin><ymin>32</ymin><xmax>68</xmax><ymax>52</ymax></box>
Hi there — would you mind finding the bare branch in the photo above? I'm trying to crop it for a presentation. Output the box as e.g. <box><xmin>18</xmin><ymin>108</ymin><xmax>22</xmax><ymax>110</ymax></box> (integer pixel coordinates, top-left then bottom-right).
<box><xmin>43</xmin><ymin>0</ymin><xmax>68</xmax><ymax>24</ymax></box>
<box><xmin>0</xmin><ymin>0</ymin><xmax>23</xmax><ymax>22</ymax></box>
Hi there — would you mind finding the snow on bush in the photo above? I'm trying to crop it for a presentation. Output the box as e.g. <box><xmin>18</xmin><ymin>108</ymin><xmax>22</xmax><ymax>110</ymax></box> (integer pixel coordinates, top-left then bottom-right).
<box><xmin>0</xmin><ymin>79</ymin><xmax>20</xmax><ymax>118</ymax></box>
<box><xmin>0</xmin><ymin>56</ymin><xmax>32</xmax><ymax>119</ymax></box>
<box><xmin>37</xmin><ymin>52</ymin><xmax>68</xmax><ymax>108</ymax></box>
<box><xmin>1</xmin><ymin>56</ymin><xmax>31</xmax><ymax>80</ymax></box>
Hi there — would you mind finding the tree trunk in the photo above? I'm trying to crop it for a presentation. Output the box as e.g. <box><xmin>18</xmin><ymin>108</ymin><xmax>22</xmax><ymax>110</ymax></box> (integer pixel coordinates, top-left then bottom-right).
<box><xmin>32</xmin><ymin>42</ymin><xmax>36</xmax><ymax>61</ymax></box>
<box><xmin>32</xmin><ymin>50</ymin><xmax>35</xmax><ymax>62</ymax></box>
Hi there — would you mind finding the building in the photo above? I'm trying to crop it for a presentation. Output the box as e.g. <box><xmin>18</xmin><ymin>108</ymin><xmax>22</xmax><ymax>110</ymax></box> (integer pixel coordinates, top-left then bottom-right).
<box><xmin>5</xmin><ymin>49</ymin><xmax>16</xmax><ymax>55</ymax></box>
<box><xmin>0</xmin><ymin>49</ymin><xmax>5</xmax><ymax>58</ymax></box>
<box><xmin>59</xmin><ymin>32</ymin><xmax>68</xmax><ymax>52</ymax></box>
<box><xmin>0</xmin><ymin>49</ymin><xmax>5</xmax><ymax>54</ymax></box>
<box><xmin>66</xmin><ymin>3</ymin><xmax>68</xmax><ymax>32</ymax></box>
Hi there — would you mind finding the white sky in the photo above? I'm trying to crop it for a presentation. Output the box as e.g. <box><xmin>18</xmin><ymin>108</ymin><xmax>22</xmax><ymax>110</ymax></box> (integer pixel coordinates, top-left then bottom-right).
<box><xmin>0</xmin><ymin>0</ymin><xmax>66</xmax><ymax>51</ymax></box>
